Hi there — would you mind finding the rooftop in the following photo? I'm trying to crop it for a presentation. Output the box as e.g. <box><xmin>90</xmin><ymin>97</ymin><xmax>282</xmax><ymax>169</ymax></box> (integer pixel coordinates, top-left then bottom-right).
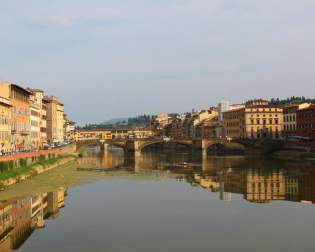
<box><xmin>11</xmin><ymin>84</ymin><xmax>33</xmax><ymax>95</ymax></box>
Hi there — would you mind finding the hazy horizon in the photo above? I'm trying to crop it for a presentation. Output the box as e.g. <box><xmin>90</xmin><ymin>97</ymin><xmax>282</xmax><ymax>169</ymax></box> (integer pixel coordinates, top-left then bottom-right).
<box><xmin>1</xmin><ymin>0</ymin><xmax>315</xmax><ymax>124</ymax></box>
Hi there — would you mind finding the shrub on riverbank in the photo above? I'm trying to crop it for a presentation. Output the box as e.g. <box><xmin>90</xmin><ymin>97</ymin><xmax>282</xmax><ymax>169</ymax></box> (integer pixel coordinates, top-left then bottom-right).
<box><xmin>0</xmin><ymin>161</ymin><xmax>14</xmax><ymax>172</ymax></box>
<box><xmin>78</xmin><ymin>146</ymin><xmax>88</xmax><ymax>158</ymax></box>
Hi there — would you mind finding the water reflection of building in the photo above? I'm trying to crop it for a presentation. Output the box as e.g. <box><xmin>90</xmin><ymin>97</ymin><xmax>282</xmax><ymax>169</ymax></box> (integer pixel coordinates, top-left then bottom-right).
<box><xmin>80</xmin><ymin>149</ymin><xmax>315</xmax><ymax>205</ymax></box>
<box><xmin>0</xmin><ymin>187</ymin><xmax>67</xmax><ymax>251</ymax></box>
<box><xmin>193</xmin><ymin>174</ymin><xmax>220</xmax><ymax>192</ymax></box>
<box><xmin>299</xmin><ymin>171</ymin><xmax>315</xmax><ymax>204</ymax></box>
<box><xmin>11</xmin><ymin>197</ymin><xmax>33</xmax><ymax>249</ymax></box>
<box><xmin>46</xmin><ymin>189</ymin><xmax>66</xmax><ymax>219</ymax></box>
<box><xmin>244</xmin><ymin>169</ymin><xmax>286</xmax><ymax>203</ymax></box>
<box><xmin>189</xmin><ymin>162</ymin><xmax>315</xmax><ymax>204</ymax></box>
<box><xmin>285</xmin><ymin>175</ymin><xmax>300</xmax><ymax>202</ymax></box>
<box><xmin>0</xmin><ymin>201</ymin><xmax>13</xmax><ymax>252</ymax></box>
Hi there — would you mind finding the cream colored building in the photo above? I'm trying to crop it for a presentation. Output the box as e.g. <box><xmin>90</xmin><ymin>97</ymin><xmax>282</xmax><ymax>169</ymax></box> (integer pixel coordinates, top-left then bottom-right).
<box><xmin>186</xmin><ymin>109</ymin><xmax>218</xmax><ymax>139</ymax></box>
<box><xmin>28</xmin><ymin>90</ymin><xmax>42</xmax><ymax>149</ymax></box>
<box><xmin>46</xmin><ymin>96</ymin><xmax>64</xmax><ymax>143</ymax></box>
<box><xmin>155</xmin><ymin>113</ymin><xmax>169</xmax><ymax>127</ymax></box>
<box><xmin>64</xmin><ymin>116</ymin><xmax>76</xmax><ymax>142</ymax></box>
<box><xmin>223</xmin><ymin>100</ymin><xmax>283</xmax><ymax>140</ymax></box>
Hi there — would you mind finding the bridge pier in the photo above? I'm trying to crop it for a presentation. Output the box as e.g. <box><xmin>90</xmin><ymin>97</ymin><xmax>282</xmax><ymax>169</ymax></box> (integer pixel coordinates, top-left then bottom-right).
<box><xmin>101</xmin><ymin>143</ymin><xmax>109</xmax><ymax>153</ymax></box>
<box><xmin>202</xmin><ymin>148</ymin><xmax>208</xmax><ymax>160</ymax></box>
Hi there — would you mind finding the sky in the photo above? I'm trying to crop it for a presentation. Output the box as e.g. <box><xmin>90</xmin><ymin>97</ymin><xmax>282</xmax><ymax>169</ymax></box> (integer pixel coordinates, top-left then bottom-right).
<box><xmin>1</xmin><ymin>0</ymin><xmax>315</xmax><ymax>125</ymax></box>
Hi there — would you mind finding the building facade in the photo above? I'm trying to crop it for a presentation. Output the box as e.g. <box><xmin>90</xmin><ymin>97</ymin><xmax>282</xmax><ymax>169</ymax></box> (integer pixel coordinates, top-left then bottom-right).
<box><xmin>0</xmin><ymin>87</ymin><xmax>12</xmax><ymax>153</ymax></box>
<box><xmin>283</xmin><ymin>103</ymin><xmax>310</xmax><ymax>137</ymax></box>
<box><xmin>64</xmin><ymin>116</ymin><xmax>76</xmax><ymax>142</ymax></box>
<box><xmin>41</xmin><ymin>97</ymin><xmax>48</xmax><ymax>146</ymax></box>
<box><xmin>244</xmin><ymin>168</ymin><xmax>286</xmax><ymax>203</ymax></box>
<box><xmin>218</xmin><ymin>101</ymin><xmax>230</xmax><ymax>123</ymax></box>
<box><xmin>46</xmin><ymin>96</ymin><xmax>65</xmax><ymax>143</ymax></box>
<box><xmin>29</xmin><ymin>90</ymin><xmax>42</xmax><ymax>149</ymax></box>
<box><xmin>223</xmin><ymin>100</ymin><xmax>283</xmax><ymax>140</ymax></box>
<box><xmin>0</xmin><ymin>82</ymin><xmax>32</xmax><ymax>151</ymax></box>
<box><xmin>296</xmin><ymin>104</ymin><xmax>315</xmax><ymax>140</ymax></box>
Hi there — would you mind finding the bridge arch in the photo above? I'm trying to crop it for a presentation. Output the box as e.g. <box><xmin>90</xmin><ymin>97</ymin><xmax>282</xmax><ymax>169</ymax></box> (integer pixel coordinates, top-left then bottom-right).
<box><xmin>206</xmin><ymin>142</ymin><xmax>246</xmax><ymax>155</ymax></box>
<box><xmin>76</xmin><ymin>140</ymin><xmax>101</xmax><ymax>150</ymax></box>
<box><xmin>139</xmin><ymin>140</ymin><xmax>193</xmax><ymax>152</ymax></box>
<box><xmin>105</xmin><ymin>143</ymin><xmax>126</xmax><ymax>150</ymax></box>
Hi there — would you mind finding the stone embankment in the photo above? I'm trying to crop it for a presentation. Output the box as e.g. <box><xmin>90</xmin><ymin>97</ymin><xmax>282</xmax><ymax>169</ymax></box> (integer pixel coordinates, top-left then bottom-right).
<box><xmin>0</xmin><ymin>144</ymin><xmax>76</xmax><ymax>163</ymax></box>
<box><xmin>0</xmin><ymin>156</ymin><xmax>76</xmax><ymax>188</ymax></box>
<box><xmin>0</xmin><ymin>144</ymin><xmax>78</xmax><ymax>189</ymax></box>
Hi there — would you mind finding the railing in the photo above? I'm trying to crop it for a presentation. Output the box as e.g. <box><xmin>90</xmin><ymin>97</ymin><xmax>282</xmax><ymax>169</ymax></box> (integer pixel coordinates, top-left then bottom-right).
<box><xmin>0</xmin><ymin>144</ymin><xmax>75</xmax><ymax>162</ymax></box>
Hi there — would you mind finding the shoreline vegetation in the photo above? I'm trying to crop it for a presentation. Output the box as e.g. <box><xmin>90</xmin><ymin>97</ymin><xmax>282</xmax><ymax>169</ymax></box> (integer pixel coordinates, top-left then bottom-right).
<box><xmin>0</xmin><ymin>154</ymin><xmax>77</xmax><ymax>189</ymax></box>
<box><xmin>78</xmin><ymin>146</ymin><xmax>88</xmax><ymax>157</ymax></box>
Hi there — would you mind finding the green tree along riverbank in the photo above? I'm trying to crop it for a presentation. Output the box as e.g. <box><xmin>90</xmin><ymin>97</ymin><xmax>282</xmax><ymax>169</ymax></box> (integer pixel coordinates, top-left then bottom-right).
<box><xmin>0</xmin><ymin>154</ymin><xmax>77</xmax><ymax>189</ymax></box>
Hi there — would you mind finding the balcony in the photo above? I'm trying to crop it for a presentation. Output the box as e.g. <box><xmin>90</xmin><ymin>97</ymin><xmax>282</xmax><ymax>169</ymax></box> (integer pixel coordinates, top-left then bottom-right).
<box><xmin>0</xmin><ymin>97</ymin><xmax>11</xmax><ymax>106</ymax></box>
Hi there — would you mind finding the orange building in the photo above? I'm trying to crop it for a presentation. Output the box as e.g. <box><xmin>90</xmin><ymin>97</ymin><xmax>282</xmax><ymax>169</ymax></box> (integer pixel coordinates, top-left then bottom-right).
<box><xmin>10</xmin><ymin>85</ymin><xmax>32</xmax><ymax>151</ymax></box>
<box><xmin>0</xmin><ymin>82</ymin><xmax>32</xmax><ymax>151</ymax></box>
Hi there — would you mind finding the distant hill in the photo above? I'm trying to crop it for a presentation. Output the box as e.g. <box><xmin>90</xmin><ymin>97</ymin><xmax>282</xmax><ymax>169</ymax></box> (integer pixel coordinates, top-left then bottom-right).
<box><xmin>79</xmin><ymin>115</ymin><xmax>154</xmax><ymax>130</ymax></box>
<box><xmin>101</xmin><ymin>118</ymin><xmax>128</xmax><ymax>125</ymax></box>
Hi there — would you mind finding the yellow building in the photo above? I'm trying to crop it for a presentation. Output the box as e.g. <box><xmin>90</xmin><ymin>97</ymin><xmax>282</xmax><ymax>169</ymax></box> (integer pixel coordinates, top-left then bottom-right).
<box><xmin>127</xmin><ymin>129</ymin><xmax>155</xmax><ymax>139</ymax></box>
<box><xmin>223</xmin><ymin>100</ymin><xmax>283</xmax><ymax>140</ymax></box>
<box><xmin>0</xmin><ymin>93</ymin><xmax>12</xmax><ymax>153</ymax></box>
<box><xmin>45</xmin><ymin>96</ymin><xmax>64</xmax><ymax>143</ymax></box>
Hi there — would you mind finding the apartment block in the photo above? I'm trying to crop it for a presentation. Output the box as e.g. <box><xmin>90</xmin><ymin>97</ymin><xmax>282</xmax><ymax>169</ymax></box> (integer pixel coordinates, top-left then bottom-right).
<box><xmin>46</xmin><ymin>96</ymin><xmax>65</xmax><ymax>143</ymax></box>
<box><xmin>0</xmin><ymin>85</ymin><xmax>12</xmax><ymax>153</ymax></box>
<box><xmin>223</xmin><ymin>99</ymin><xmax>283</xmax><ymax>140</ymax></box>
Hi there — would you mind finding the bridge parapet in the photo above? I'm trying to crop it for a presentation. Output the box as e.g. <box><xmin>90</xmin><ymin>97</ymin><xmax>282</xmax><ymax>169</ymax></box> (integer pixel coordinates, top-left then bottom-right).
<box><xmin>75</xmin><ymin>137</ymin><xmax>248</xmax><ymax>155</ymax></box>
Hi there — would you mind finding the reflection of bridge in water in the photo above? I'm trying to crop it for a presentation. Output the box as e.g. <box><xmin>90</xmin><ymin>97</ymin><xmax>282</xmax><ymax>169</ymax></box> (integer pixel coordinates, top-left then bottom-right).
<box><xmin>77</xmin><ymin>147</ymin><xmax>247</xmax><ymax>173</ymax></box>
<box><xmin>77</xmin><ymin>149</ymin><xmax>315</xmax><ymax>204</ymax></box>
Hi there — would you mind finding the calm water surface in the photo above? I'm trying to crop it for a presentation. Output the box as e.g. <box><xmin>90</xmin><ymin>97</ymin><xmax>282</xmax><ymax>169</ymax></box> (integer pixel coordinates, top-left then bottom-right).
<box><xmin>0</xmin><ymin>147</ymin><xmax>315</xmax><ymax>252</ymax></box>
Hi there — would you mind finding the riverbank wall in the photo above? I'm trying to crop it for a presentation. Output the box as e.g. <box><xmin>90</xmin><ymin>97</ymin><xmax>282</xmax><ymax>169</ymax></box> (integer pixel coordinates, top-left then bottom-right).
<box><xmin>0</xmin><ymin>144</ymin><xmax>77</xmax><ymax>189</ymax></box>
<box><xmin>0</xmin><ymin>144</ymin><xmax>76</xmax><ymax>168</ymax></box>
<box><xmin>0</xmin><ymin>155</ymin><xmax>77</xmax><ymax>189</ymax></box>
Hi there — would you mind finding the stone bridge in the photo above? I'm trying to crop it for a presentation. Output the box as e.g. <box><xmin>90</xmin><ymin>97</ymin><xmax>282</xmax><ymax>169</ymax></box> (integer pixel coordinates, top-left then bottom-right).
<box><xmin>76</xmin><ymin>138</ymin><xmax>248</xmax><ymax>155</ymax></box>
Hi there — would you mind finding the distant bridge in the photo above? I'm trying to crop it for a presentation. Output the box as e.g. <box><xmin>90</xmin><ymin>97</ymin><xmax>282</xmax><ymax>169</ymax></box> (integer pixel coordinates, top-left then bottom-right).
<box><xmin>76</xmin><ymin>138</ymin><xmax>248</xmax><ymax>155</ymax></box>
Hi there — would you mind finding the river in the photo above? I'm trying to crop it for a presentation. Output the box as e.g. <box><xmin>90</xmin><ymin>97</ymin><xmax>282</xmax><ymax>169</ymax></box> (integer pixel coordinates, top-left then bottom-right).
<box><xmin>0</xmin><ymin>147</ymin><xmax>314</xmax><ymax>252</ymax></box>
